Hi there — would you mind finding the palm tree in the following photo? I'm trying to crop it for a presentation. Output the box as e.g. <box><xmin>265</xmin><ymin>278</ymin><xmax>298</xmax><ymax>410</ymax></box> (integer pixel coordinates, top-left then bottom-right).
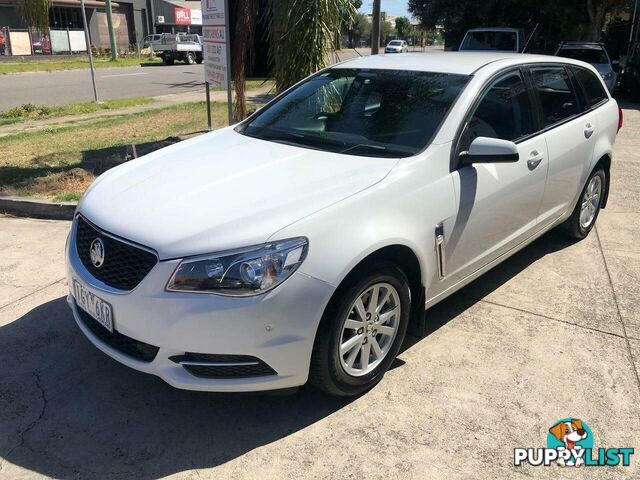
<box><xmin>19</xmin><ymin>0</ymin><xmax>51</xmax><ymax>32</ymax></box>
<box><xmin>267</xmin><ymin>0</ymin><xmax>357</xmax><ymax>91</ymax></box>
<box><xmin>230</xmin><ymin>0</ymin><xmax>356</xmax><ymax>120</ymax></box>
<box><xmin>231</xmin><ymin>0</ymin><xmax>260</xmax><ymax>121</ymax></box>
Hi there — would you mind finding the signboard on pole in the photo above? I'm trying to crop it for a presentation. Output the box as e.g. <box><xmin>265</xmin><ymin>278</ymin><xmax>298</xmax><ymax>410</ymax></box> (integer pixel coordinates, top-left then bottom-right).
<box><xmin>174</xmin><ymin>8</ymin><xmax>192</xmax><ymax>25</ymax></box>
<box><xmin>200</xmin><ymin>0</ymin><xmax>229</xmax><ymax>87</ymax></box>
<box><xmin>191</xmin><ymin>9</ymin><xmax>203</xmax><ymax>25</ymax></box>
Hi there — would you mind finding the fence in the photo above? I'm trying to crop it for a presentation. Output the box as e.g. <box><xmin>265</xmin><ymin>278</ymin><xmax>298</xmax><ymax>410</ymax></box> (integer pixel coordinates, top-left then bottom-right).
<box><xmin>0</xmin><ymin>27</ymin><xmax>88</xmax><ymax>56</ymax></box>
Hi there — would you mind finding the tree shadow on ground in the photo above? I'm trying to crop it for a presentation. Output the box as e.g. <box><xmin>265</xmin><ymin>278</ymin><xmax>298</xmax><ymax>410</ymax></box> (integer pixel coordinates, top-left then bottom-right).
<box><xmin>0</xmin><ymin>136</ymin><xmax>199</xmax><ymax>193</ymax></box>
<box><xmin>0</xmin><ymin>229</ymin><xmax>575</xmax><ymax>479</ymax></box>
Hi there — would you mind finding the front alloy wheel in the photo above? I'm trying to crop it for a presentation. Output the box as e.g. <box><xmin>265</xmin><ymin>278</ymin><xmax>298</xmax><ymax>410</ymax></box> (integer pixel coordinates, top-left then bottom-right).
<box><xmin>310</xmin><ymin>263</ymin><xmax>410</xmax><ymax>396</ymax></box>
<box><xmin>339</xmin><ymin>283</ymin><xmax>400</xmax><ymax>376</ymax></box>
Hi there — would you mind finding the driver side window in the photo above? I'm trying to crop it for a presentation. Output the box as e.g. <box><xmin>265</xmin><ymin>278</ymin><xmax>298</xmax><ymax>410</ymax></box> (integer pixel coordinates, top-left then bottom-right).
<box><xmin>459</xmin><ymin>70</ymin><xmax>534</xmax><ymax>153</ymax></box>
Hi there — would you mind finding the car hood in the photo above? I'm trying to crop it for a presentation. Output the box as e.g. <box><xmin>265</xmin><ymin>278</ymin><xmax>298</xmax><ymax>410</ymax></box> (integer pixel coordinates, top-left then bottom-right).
<box><xmin>79</xmin><ymin>128</ymin><xmax>398</xmax><ymax>260</ymax></box>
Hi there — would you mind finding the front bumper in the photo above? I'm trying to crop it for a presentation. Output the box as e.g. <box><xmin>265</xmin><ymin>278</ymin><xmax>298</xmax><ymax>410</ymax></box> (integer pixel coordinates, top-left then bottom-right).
<box><xmin>65</xmin><ymin>219</ymin><xmax>335</xmax><ymax>392</ymax></box>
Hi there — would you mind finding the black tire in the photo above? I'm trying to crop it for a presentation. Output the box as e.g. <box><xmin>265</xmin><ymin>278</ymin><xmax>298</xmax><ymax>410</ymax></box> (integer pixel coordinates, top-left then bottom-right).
<box><xmin>562</xmin><ymin>167</ymin><xmax>606</xmax><ymax>239</ymax></box>
<box><xmin>195</xmin><ymin>57</ymin><xmax>204</xmax><ymax>64</ymax></box>
<box><xmin>163</xmin><ymin>56</ymin><xmax>174</xmax><ymax>66</ymax></box>
<box><xmin>185</xmin><ymin>53</ymin><xmax>195</xmax><ymax>65</ymax></box>
<box><xmin>309</xmin><ymin>262</ymin><xmax>411</xmax><ymax>396</ymax></box>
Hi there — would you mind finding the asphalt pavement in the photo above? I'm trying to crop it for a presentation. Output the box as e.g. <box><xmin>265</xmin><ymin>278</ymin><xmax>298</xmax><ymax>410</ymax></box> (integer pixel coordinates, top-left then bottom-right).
<box><xmin>0</xmin><ymin>48</ymin><xmax>379</xmax><ymax>110</ymax></box>
<box><xmin>0</xmin><ymin>106</ymin><xmax>638</xmax><ymax>479</ymax></box>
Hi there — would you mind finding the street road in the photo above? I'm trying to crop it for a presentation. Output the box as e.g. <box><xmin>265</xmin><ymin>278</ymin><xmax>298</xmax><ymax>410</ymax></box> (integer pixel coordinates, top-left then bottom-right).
<box><xmin>0</xmin><ymin>48</ymin><xmax>441</xmax><ymax>110</ymax></box>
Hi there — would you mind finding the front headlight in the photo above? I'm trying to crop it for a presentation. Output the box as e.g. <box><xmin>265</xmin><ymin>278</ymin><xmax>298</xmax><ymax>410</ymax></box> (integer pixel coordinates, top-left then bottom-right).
<box><xmin>166</xmin><ymin>237</ymin><xmax>308</xmax><ymax>296</ymax></box>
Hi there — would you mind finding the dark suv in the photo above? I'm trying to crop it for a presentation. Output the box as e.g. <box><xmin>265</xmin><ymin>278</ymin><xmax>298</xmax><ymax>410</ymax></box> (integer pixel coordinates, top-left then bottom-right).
<box><xmin>621</xmin><ymin>42</ymin><xmax>640</xmax><ymax>102</ymax></box>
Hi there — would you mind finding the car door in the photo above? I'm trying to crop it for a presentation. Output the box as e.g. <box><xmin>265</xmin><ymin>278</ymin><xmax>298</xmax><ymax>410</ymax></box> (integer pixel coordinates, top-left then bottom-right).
<box><xmin>445</xmin><ymin>68</ymin><xmax>548</xmax><ymax>281</ymax></box>
<box><xmin>529</xmin><ymin>65</ymin><xmax>599</xmax><ymax>228</ymax></box>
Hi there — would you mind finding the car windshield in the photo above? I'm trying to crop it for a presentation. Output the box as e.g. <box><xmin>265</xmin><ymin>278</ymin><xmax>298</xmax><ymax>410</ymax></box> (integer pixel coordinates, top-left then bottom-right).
<box><xmin>389</xmin><ymin>41</ymin><xmax>402</xmax><ymax>46</ymax></box>
<box><xmin>557</xmin><ymin>47</ymin><xmax>609</xmax><ymax>64</ymax></box>
<box><xmin>460</xmin><ymin>31</ymin><xmax>517</xmax><ymax>51</ymax></box>
<box><xmin>238</xmin><ymin>69</ymin><xmax>469</xmax><ymax>158</ymax></box>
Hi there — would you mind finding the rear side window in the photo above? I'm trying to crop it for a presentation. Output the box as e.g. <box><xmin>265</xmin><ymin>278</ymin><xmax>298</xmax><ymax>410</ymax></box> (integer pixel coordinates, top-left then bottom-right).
<box><xmin>573</xmin><ymin>67</ymin><xmax>608</xmax><ymax>106</ymax></box>
<box><xmin>530</xmin><ymin>66</ymin><xmax>580</xmax><ymax>127</ymax></box>
<box><xmin>459</xmin><ymin>70</ymin><xmax>533</xmax><ymax>150</ymax></box>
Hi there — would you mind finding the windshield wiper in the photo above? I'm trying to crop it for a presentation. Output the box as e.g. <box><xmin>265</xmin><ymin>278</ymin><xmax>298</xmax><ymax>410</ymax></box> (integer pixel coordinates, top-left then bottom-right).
<box><xmin>339</xmin><ymin>143</ymin><xmax>413</xmax><ymax>157</ymax></box>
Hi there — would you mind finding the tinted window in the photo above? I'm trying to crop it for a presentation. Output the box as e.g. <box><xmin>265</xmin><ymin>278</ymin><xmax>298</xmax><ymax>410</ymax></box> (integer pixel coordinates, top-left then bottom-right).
<box><xmin>459</xmin><ymin>71</ymin><xmax>533</xmax><ymax>150</ymax></box>
<box><xmin>530</xmin><ymin>66</ymin><xmax>580</xmax><ymax>127</ymax></box>
<box><xmin>574</xmin><ymin>67</ymin><xmax>607</xmax><ymax>106</ymax></box>
<box><xmin>460</xmin><ymin>31</ymin><xmax>518</xmax><ymax>52</ymax></box>
<box><xmin>557</xmin><ymin>47</ymin><xmax>609</xmax><ymax>64</ymax></box>
<box><xmin>240</xmin><ymin>69</ymin><xmax>470</xmax><ymax>158</ymax></box>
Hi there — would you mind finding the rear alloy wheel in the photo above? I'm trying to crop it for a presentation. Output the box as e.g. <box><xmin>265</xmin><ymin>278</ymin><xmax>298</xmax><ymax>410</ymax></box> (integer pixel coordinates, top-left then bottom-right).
<box><xmin>185</xmin><ymin>53</ymin><xmax>195</xmax><ymax>65</ymax></box>
<box><xmin>310</xmin><ymin>263</ymin><xmax>410</xmax><ymax>396</ymax></box>
<box><xmin>564</xmin><ymin>167</ymin><xmax>606</xmax><ymax>239</ymax></box>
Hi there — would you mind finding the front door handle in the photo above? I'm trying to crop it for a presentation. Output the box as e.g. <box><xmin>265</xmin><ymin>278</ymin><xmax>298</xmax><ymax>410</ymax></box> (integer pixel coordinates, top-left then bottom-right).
<box><xmin>584</xmin><ymin>123</ymin><xmax>595</xmax><ymax>139</ymax></box>
<box><xmin>527</xmin><ymin>151</ymin><xmax>544</xmax><ymax>170</ymax></box>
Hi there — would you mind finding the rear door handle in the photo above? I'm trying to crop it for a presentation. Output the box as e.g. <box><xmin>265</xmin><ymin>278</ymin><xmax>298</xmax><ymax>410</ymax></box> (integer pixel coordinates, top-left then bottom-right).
<box><xmin>584</xmin><ymin>123</ymin><xmax>595</xmax><ymax>139</ymax></box>
<box><xmin>527</xmin><ymin>151</ymin><xmax>543</xmax><ymax>170</ymax></box>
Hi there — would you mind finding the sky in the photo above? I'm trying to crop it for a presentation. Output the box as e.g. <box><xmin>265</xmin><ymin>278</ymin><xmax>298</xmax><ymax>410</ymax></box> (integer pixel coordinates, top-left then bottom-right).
<box><xmin>358</xmin><ymin>0</ymin><xmax>412</xmax><ymax>19</ymax></box>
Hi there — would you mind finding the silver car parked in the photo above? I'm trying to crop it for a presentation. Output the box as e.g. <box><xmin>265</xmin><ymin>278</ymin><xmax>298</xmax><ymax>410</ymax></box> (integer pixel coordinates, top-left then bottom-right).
<box><xmin>555</xmin><ymin>42</ymin><xmax>619</xmax><ymax>93</ymax></box>
<box><xmin>385</xmin><ymin>40</ymin><xmax>408</xmax><ymax>53</ymax></box>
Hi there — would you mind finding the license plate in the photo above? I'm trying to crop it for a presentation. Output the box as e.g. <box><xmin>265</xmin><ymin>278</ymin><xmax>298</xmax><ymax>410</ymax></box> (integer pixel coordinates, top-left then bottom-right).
<box><xmin>73</xmin><ymin>280</ymin><xmax>114</xmax><ymax>333</ymax></box>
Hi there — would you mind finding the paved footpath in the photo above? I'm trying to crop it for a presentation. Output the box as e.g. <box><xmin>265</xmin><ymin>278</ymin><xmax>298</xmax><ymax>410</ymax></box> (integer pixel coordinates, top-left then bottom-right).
<box><xmin>0</xmin><ymin>106</ymin><xmax>638</xmax><ymax>479</ymax></box>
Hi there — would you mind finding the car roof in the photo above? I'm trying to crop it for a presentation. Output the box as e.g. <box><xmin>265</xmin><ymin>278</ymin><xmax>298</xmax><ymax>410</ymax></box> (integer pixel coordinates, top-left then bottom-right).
<box><xmin>333</xmin><ymin>52</ymin><xmax>586</xmax><ymax>76</ymax></box>
<box><xmin>560</xmin><ymin>41</ymin><xmax>602</xmax><ymax>45</ymax></box>
<box><xmin>466</xmin><ymin>27</ymin><xmax>520</xmax><ymax>32</ymax></box>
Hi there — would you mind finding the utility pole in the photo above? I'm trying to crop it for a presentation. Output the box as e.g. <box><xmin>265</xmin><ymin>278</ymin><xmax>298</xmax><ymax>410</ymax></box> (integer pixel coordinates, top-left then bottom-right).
<box><xmin>80</xmin><ymin>0</ymin><xmax>98</xmax><ymax>102</ymax></box>
<box><xmin>105</xmin><ymin>0</ymin><xmax>118</xmax><ymax>60</ymax></box>
<box><xmin>627</xmin><ymin>0</ymin><xmax>639</xmax><ymax>67</ymax></box>
<box><xmin>371</xmin><ymin>0</ymin><xmax>381</xmax><ymax>54</ymax></box>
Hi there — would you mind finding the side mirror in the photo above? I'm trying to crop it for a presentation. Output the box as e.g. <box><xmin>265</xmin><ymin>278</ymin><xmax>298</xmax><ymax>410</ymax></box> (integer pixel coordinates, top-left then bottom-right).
<box><xmin>612</xmin><ymin>60</ymin><xmax>621</xmax><ymax>73</ymax></box>
<box><xmin>459</xmin><ymin>137</ymin><xmax>519</xmax><ymax>165</ymax></box>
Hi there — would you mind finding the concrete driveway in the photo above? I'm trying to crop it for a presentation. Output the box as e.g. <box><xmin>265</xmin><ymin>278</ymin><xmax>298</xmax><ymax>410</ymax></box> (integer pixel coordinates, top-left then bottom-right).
<box><xmin>1</xmin><ymin>108</ymin><xmax>639</xmax><ymax>479</ymax></box>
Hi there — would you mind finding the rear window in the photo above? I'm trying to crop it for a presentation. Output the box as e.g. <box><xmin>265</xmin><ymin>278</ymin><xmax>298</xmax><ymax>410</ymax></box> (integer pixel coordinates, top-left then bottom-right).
<box><xmin>557</xmin><ymin>47</ymin><xmax>609</xmax><ymax>64</ymax></box>
<box><xmin>460</xmin><ymin>31</ymin><xmax>518</xmax><ymax>52</ymax></box>
<box><xmin>389</xmin><ymin>41</ymin><xmax>402</xmax><ymax>46</ymax></box>
<box><xmin>573</xmin><ymin>67</ymin><xmax>608</xmax><ymax>106</ymax></box>
<box><xmin>530</xmin><ymin>66</ymin><xmax>580</xmax><ymax>127</ymax></box>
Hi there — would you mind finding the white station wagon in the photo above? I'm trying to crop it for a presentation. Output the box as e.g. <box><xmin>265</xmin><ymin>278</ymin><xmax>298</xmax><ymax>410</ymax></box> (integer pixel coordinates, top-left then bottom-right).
<box><xmin>66</xmin><ymin>52</ymin><xmax>621</xmax><ymax>396</ymax></box>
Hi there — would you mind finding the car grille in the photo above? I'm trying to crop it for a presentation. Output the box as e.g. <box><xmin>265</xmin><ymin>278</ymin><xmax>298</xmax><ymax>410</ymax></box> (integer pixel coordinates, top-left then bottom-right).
<box><xmin>75</xmin><ymin>303</ymin><xmax>159</xmax><ymax>362</ymax></box>
<box><xmin>75</xmin><ymin>216</ymin><xmax>158</xmax><ymax>291</ymax></box>
<box><xmin>170</xmin><ymin>353</ymin><xmax>277</xmax><ymax>379</ymax></box>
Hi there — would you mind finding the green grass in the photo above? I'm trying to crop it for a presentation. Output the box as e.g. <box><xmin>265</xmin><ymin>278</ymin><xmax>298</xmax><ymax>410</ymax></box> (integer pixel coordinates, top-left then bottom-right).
<box><xmin>0</xmin><ymin>56</ymin><xmax>161</xmax><ymax>75</ymax></box>
<box><xmin>0</xmin><ymin>101</ymin><xmax>239</xmax><ymax>199</ymax></box>
<box><xmin>53</xmin><ymin>192</ymin><xmax>83</xmax><ymax>202</ymax></box>
<box><xmin>0</xmin><ymin>97</ymin><xmax>156</xmax><ymax>123</ymax></box>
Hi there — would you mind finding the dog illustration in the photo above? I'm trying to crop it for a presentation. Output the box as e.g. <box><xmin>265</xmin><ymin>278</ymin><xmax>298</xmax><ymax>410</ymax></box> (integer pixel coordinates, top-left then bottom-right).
<box><xmin>549</xmin><ymin>419</ymin><xmax>588</xmax><ymax>467</ymax></box>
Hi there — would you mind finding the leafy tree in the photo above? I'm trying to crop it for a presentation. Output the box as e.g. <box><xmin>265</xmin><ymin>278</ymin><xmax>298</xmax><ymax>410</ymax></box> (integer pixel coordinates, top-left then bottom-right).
<box><xmin>408</xmin><ymin>0</ymin><xmax>623</xmax><ymax>48</ymax></box>
<box><xmin>353</xmin><ymin>12</ymin><xmax>371</xmax><ymax>42</ymax></box>
<box><xmin>395</xmin><ymin>16</ymin><xmax>412</xmax><ymax>39</ymax></box>
<box><xmin>586</xmin><ymin>0</ymin><xmax>625</xmax><ymax>41</ymax></box>
<box><xmin>19</xmin><ymin>0</ymin><xmax>51</xmax><ymax>32</ymax></box>
<box><xmin>380</xmin><ymin>19</ymin><xmax>393</xmax><ymax>44</ymax></box>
